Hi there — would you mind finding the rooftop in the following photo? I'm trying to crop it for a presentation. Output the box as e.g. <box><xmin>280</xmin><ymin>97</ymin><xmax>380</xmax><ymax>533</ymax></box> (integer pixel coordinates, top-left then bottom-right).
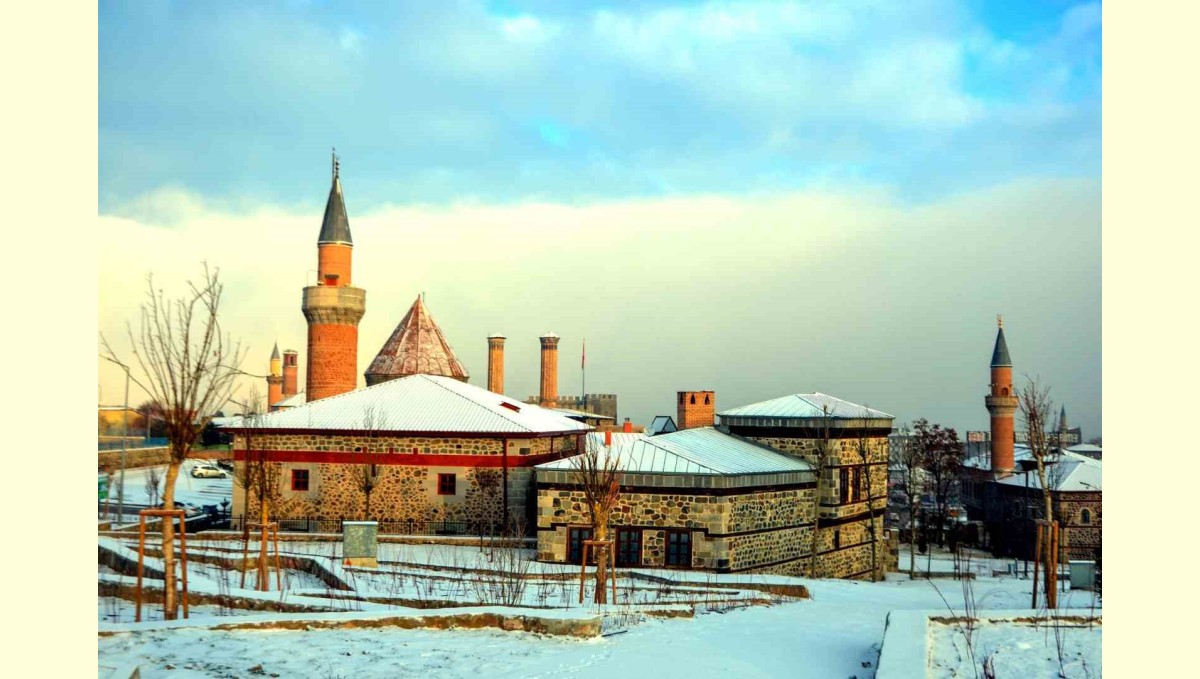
<box><xmin>997</xmin><ymin>452</ymin><xmax>1102</xmax><ymax>492</ymax></box>
<box><xmin>220</xmin><ymin>374</ymin><xmax>588</xmax><ymax>436</ymax></box>
<box><xmin>365</xmin><ymin>296</ymin><xmax>469</xmax><ymax>384</ymax></box>
<box><xmin>539</xmin><ymin>427</ymin><xmax>814</xmax><ymax>476</ymax></box>
<box><xmin>317</xmin><ymin>159</ymin><xmax>353</xmax><ymax>246</ymax></box>
<box><xmin>717</xmin><ymin>393</ymin><xmax>893</xmax><ymax>424</ymax></box>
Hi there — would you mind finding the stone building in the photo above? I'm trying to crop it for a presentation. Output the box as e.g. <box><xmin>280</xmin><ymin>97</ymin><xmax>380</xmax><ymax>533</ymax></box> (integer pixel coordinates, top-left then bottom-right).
<box><xmin>227</xmin><ymin>374</ymin><xmax>588</xmax><ymax>531</ymax></box>
<box><xmin>535</xmin><ymin>392</ymin><xmax>893</xmax><ymax>579</ymax></box>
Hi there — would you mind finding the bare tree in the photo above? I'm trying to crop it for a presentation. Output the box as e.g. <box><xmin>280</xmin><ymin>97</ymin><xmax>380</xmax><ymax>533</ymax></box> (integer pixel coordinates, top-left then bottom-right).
<box><xmin>357</xmin><ymin>406</ymin><xmax>383</xmax><ymax>519</ymax></box>
<box><xmin>914</xmin><ymin>419</ymin><xmax>963</xmax><ymax>548</ymax></box>
<box><xmin>100</xmin><ymin>263</ymin><xmax>246</xmax><ymax>618</ymax></box>
<box><xmin>569</xmin><ymin>435</ymin><xmax>623</xmax><ymax>603</ymax></box>
<box><xmin>1018</xmin><ymin>377</ymin><xmax>1058</xmax><ymax>607</ymax></box>
<box><xmin>854</xmin><ymin>408</ymin><xmax>882</xmax><ymax>581</ymax></box>
<box><xmin>808</xmin><ymin>405</ymin><xmax>834</xmax><ymax>579</ymax></box>
<box><xmin>144</xmin><ymin>466</ymin><xmax>162</xmax><ymax>508</ymax></box>
<box><xmin>890</xmin><ymin>424</ymin><xmax>923</xmax><ymax>578</ymax></box>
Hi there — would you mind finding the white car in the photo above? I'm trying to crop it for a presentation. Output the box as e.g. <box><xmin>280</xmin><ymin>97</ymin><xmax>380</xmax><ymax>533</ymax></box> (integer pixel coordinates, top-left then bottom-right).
<box><xmin>190</xmin><ymin>463</ymin><xmax>228</xmax><ymax>479</ymax></box>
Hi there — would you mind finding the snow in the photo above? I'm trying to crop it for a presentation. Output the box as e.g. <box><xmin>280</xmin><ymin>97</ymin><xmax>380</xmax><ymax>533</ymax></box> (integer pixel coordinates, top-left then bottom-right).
<box><xmin>102</xmin><ymin>461</ymin><xmax>235</xmax><ymax>511</ymax></box>
<box><xmin>928</xmin><ymin>615</ymin><xmax>1102</xmax><ymax>678</ymax></box>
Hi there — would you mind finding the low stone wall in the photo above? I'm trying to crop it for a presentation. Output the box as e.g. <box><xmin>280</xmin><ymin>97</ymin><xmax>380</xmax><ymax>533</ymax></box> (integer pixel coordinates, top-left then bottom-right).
<box><xmin>99</xmin><ymin>447</ymin><xmax>171</xmax><ymax>471</ymax></box>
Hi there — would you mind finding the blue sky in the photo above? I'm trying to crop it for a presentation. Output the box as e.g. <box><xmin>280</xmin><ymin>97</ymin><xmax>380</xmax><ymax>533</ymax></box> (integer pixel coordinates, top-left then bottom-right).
<box><xmin>98</xmin><ymin>1</ymin><xmax>1102</xmax><ymax>436</ymax></box>
<box><xmin>99</xmin><ymin>0</ymin><xmax>1100</xmax><ymax>214</ymax></box>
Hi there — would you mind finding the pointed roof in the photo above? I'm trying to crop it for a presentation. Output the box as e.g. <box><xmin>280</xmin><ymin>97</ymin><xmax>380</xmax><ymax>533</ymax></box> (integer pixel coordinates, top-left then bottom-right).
<box><xmin>990</xmin><ymin>316</ymin><xmax>1012</xmax><ymax>367</ymax></box>
<box><xmin>318</xmin><ymin>153</ymin><xmax>353</xmax><ymax>245</ymax></box>
<box><xmin>270</xmin><ymin>342</ymin><xmax>280</xmax><ymax>360</ymax></box>
<box><xmin>1059</xmin><ymin>405</ymin><xmax>1068</xmax><ymax>430</ymax></box>
<box><xmin>365</xmin><ymin>296</ymin><xmax>469</xmax><ymax>385</ymax></box>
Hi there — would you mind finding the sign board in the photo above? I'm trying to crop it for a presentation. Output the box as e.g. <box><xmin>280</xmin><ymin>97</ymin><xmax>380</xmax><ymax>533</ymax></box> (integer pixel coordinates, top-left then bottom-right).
<box><xmin>342</xmin><ymin>521</ymin><xmax>378</xmax><ymax>560</ymax></box>
<box><xmin>99</xmin><ymin>474</ymin><xmax>109</xmax><ymax>501</ymax></box>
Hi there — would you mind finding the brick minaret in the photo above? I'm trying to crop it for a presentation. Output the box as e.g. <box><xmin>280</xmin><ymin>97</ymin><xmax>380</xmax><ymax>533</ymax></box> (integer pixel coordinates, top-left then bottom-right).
<box><xmin>266</xmin><ymin>343</ymin><xmax>283</xmax><ymax>410</ymax></box>
<box><xmin>302</xmin><ymin>153</ymin><xmax>366</xmax><ymax>402</ymax></box>
<box><xmin>281</xmin><ymin>349</ymin><xmax>299</xmax><ymax>398</ymax></box>
<box><xmin>677</xmin><ymin>390</ymin><xmax>715</xmax><ymax>430</ymax></box>
<box><xmin>539</xmin><ymin>333</ymin><xmax>559</xmax><ymax>408</ymax></box>
<box><xmin>487</xmin><ymin>334</ymin><xmax>506</xmax><ymax>394</ymax></box>
<box><xmin>985</xmin><ymin>316</ymin><xmax>1017</xmax><ymax>477</ymax></box>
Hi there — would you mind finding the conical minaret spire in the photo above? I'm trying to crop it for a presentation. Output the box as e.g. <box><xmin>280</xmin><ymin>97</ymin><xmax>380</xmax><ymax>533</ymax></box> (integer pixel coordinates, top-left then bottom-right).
<box><xmin>985</xmin><ymin>316</ymin><xmax>1018</xmax><ymax>477</ymax></box>
<box><xmin>318</xmin><ymin>149</ymin><xmax>353</xmax><ymax>246</ymax></box>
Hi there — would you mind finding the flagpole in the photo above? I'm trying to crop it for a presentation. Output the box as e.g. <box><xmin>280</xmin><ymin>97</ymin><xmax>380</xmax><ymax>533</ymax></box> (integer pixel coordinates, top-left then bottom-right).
<box><xmin>581</xmin><ymin>339</ymin><xmax>586</xmax><ymax>413</ymax></box>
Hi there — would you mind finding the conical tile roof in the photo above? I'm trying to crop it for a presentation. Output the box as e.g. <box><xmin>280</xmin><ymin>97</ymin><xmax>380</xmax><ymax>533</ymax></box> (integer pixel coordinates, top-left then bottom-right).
<box><xmin>318</xmin><ymin>159</ymin><xmax>352</xmax><ymax>245</ymax></box>
<box><xmin>365</xmin><ymin>296</ymin><xmax>469</xmax><ymax>385</ymax></box>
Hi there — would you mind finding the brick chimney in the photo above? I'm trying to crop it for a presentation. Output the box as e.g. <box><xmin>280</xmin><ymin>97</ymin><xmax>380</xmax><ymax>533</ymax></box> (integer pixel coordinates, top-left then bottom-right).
<box><xmin>622</xmin><ymin>418</ymin><xmax>633</xmax><ymax>433</ymax></box>
<box><xmin>605</xmin><ymin>430</ymin><xmax>612</xmax><ymax>446</ymax></box>
<box><xmin>539</xmin><ymin>333</ymin><xmax>560</xmax><ymax>408</ymax></box>
<box><xmin>677</xmin><ymin>390</ymin><xmax>715</xmax><ymax>430</ymax></box>
<box><xmin>282</xmin><ymin>349</ymin><xmax>299</xmax><ymax>398</ymax></box>
<box><xmin>487</xmin><ymin>334</ymin><xmax>506</xmax><ymax>394</ymax></box>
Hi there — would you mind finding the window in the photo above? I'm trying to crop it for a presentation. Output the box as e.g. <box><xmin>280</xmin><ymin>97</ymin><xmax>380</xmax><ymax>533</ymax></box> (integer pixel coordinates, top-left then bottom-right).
<box><xmin>1080</xmin><ymin>509</ymin><xmax>1092</xmax><ymax>525</ymax></box>
<box><xmin>833</xmin><ymin>530</ymin><xmax>841</xmax><ymax>549</ymax></box>
<box><xmin>291</xmin><ymin>469</ymin><xmax>309</xmax><ymax>492</ymax></box>
<box><xmin>519</xmin><ymin>447</ymin><xmax>531</xmax><ymax>455</ymax></box>
<box><xmin>703</xmin><ymin>395</ymin><xmax>710</xmax><ymax>405</ymax></box>
<box><xmin>568</xmin><ymin>527</ymin><xmax>593</xmax><ymax>565</ymax></box>
<box><xmin>690</xmin><ymin>394</ymin><xmax>696</xmax><ymax>405</ymax></box>
<box><xmin>437</xmin><ymin>473</ymin><xmax>456</xmax><ymax>496</ymax></box>
<box><xmin>500</xmin><ymin>401</ymin><xmax>521</xmax><ymax>412</ymax></box>
<box><xmin>616</xmin><ymin>529</ymin><xmax>642</xmax><ymax>567</ymax></box>
<box><xmin>839</xmin><ymin>468</ymin><xmax>851</xmax><ymax>503</ymax></box>
<box><xmin>665</xmin><ymin>530</ymin><xmax>692</xmax><ymax>567</ymax></box>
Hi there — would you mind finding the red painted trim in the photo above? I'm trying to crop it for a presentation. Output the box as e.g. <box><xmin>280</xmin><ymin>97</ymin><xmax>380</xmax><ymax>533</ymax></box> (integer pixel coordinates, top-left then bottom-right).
<box><xmin>232</xmin><ymin>449</ymin><xmax>569</xmax><ymax>468</ymax></box>
<box><xmin>221</xmin><ymin>427</ymin><xmax>585</xmax><ymax>439</ymax></box>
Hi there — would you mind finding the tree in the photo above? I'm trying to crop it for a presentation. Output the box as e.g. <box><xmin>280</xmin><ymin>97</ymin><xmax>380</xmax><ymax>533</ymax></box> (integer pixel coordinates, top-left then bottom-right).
<box><xmin>808</xmin><ymin>405</ymin><xmax>834</xmax><ymax>579</ymax></box>
<box><xmin>100</xmin><ymin>263</ymin><xmax>246</xmax><ymax>618</ymax></box>
<box><xmin>144</xmin><ymin>466</ymin><xmax>162</xmax><ymax>508</ymax></box>
<box><xmin>569</xmin><ymin>435</ymin><xmax>622</xmax><ymax>603</ymax></box>
<box><xmin>357</xmin><ymin>406</ymin><xmax>383</xmax><ymax>519</ymax></box>
<box><xmin>913</xmin><ymin>419</ymin><xmax>963</xmax><ymax>548</ymax></box>
<box><xmin>136</xmin><ymin>400</ymin><xmax>168</xmax><ymax>439</ymax></box>
<box><xmin>890</xmin><ymin>424</ymin><xmax>923</xmax><ymax>578</ymax></box>
<box><xmin>853</xmin><ymin>409</ymin><xmax>882</xmax><ymax>581</ymax></box>
<box><xmin>1018</xmin><ymin>377</ymin><xmax>1059</xmax><ymax>608</ymax></box>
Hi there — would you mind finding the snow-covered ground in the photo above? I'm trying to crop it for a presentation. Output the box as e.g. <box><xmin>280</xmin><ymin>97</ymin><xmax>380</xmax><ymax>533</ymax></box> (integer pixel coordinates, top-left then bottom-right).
<box><xmin>102</xmin><ymin>461</ymin><xmax>234</xmax><ymax>513</ymax></box>
<box><xmin>99</xmin><ymin>554</ymin><xmax>1100</xmax><ymax>678</ymax></box>
<box><xmin>929</xmin><ymin>616</ymin><xmax>1102</xmax><ymax>678</ymax></box>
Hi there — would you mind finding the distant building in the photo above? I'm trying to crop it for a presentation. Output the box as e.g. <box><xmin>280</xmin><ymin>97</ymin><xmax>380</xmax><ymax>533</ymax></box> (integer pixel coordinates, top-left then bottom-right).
<box><xmin>647</xmin><ymin>416</ymin><xmax>678</xmax><ymax>436</ymax></box>
<box><xmin>960</xmin><ymin>319</ymin><xmax>1102</xmax><ymax>561</ymax></box>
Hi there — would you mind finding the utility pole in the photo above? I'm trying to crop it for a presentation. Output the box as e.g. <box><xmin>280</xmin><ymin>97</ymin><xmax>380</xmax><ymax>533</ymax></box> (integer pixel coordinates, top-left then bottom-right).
<box><xmin>102</xmin><ymin>356</ymin><xmax>132</xmax><ymax>522</ymax></box>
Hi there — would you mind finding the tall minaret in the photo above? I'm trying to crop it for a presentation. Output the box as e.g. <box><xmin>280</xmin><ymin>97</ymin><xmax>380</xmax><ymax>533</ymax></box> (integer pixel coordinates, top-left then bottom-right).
<box><xmin>266</xmin><ymin>342</ymin><xmax>283</xmax><ymax>411</ymax></box>
<box><xmin>302</xmin><ymin>151</ymin><xmax>366</xmax><ymax>402</ymax></box>
<box><xmin>487</xmin><ymin>334</ymin><xmax>506</xmax><ymax>394</ymax></box>
<box><xmin>539</xmin><ymin>333</ymin><xmax>560</xmax><ymax>408</ymax></box>
<box><xmin>985</xmin><ymin>315</ymin><xmax>1017</xmax><ymax>477</ymax></box>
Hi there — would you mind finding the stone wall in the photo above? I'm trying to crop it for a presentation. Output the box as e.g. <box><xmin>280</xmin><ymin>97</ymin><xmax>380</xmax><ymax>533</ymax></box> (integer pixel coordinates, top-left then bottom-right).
<box><xmin>98</xmin><ymin>447</ymin><xmax>171</xmax><ymax>471</ymax></box>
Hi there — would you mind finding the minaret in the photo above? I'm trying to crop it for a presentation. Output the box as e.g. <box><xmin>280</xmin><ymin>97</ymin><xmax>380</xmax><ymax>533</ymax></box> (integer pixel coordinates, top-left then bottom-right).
<box><xmin>539</xmin><ymin>333</ymin><xmax>560</xmax><ymax>408</ymax></box>
<box><xmin>985</xmin><ymin>315</ymin><xmax>1018</xmax><ymax>477</ymax></box>
<box><xmin>487</xmin><ymin>334</ymin><xmax>506</xmax><ymax>394</ymax></box>
<box><xmin>281</xmin><ymin>349</ymin><xmax>299</xmax><ymax>398</ymax></box>
<box><xmin>302</xmin><ymin>152</ymin><xmax>366</xmax><ymax>402</ymax></box>
<box><xmin>266</xmin><ymin>343</ymin><xmax>283</xmax><ymax>411</ymax></box>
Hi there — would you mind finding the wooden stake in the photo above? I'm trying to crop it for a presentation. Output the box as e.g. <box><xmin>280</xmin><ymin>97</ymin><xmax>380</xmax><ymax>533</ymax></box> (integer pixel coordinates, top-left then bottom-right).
<box><xmin>136</xmin><ymin>517</ymin><xmax>146</xmax><ymax>622</ymax></box>
<box><xmin>578</xmin><ymin>543</ymin><xmax>589</xmax><ymax>604</ymax></box>
<box><xmin>240</xmin><ymin>525</ymin><xmax>251</xmax><ymax>589</ymax></box>
<box><xmin>1048</xmin><ymin>521</ymin><xmax>1059</xmax><ymax>610</ymax></box>
<box><xmin>1031</xmin><ymin>522</ymin><xmax>1042</xmax><ymax>609</ymax></box>
<box><xmin>273</xmin><ymin>524</ymin><xmax>282</xmax><ymax>591</ymax></box>
<box><xmin>179</xmin><ymin>516</ymin><xmax>189</xmax><ymax>619</ymax></box>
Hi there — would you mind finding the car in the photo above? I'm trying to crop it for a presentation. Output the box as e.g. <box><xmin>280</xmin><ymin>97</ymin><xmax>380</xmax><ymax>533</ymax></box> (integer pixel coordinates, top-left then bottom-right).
<box><xmin>215</xmin><ymin>459</ymin><xmax>234</xmax><ymax>472</ymax></box>
<box><xmin>190</xmin><ymin>463</ymin><xmax>228</xmax><ymax>479</ymax></box>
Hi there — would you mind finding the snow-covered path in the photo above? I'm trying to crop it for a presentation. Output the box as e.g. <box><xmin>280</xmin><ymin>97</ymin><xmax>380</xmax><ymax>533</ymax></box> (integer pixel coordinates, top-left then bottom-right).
<box><xmin>99</xmin><ymin>574</ymin><xmax>1093</xmax><ymax>678</ymax></box>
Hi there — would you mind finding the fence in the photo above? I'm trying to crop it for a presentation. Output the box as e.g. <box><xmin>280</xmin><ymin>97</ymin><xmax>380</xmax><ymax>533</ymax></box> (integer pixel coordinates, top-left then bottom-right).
<box><xmin>228</xmin><ymin>516</ymin><xmax>503</xmax><ymax>537</ymax></box>
<box><xmin>98</xmin><ymin>437</ymin><xmax>169</xmax><ymax>451</ymax></box>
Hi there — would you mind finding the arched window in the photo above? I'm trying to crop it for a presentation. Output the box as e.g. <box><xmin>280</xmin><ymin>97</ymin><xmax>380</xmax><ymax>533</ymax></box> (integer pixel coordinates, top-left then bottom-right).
<box><xmin>1080</xmin><ymin>509</ymin><xmax>1092</xmax><ymax>525</ymax></box>
<box><xmin>690</xmin><ymin>394</ymin><xmax>696</xmax><ymax>405</ymax></box>
<box><xmin>1001</xmin><ymin>387</ymin><xmax>1009</xmax><ymax>396</ymax></box>
<box><xmin>704</xmin><ymin>395</ymin><xmax>710</xmax><ymax>405</ymax></box>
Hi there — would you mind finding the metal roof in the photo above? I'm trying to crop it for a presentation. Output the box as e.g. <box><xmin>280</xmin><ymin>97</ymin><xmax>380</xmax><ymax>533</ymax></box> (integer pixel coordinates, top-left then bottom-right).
<box><xmin>365</xmin><ymin>295</ymin><xmax>470</xmax><ymax>384</ymax></box>
<box><xmin>717</xmin><ymin>393</ymin><xmax>893</xmax><ymax>420</ymax></box>
<box><xmin>317</xmin><ymin>168</ymin><xmax>353</xmax><ymax>245</ymax></box>
<box><xmin>647</xmin><ymin>415</ymin><xmax>678</xmax><ymax>435</ymax></box>
<box><xmin>991</xmin><ymin>326</ymin><xmax>1012</xmax><ymax>367</ymax></box>
<box><xmin>997</xmin><ymin>452</ymin><xmax>1102</xmax><ymax>492</ymax></box>
<box><xmin>552</xmin><ymin>407</ymin><xmax>615</xmax><ymax>421</ymax></box>
<box><xmin>539</xmin><ymin>427</ymin><xmax>814</xmax><ymax>475</ymax></box>
<box><xmin>222</xmin><ymin>374</ymin><xmax>589</xmax><ymax>435</ymax></box>
<box><xmin>272</xmin><ymin>392</ymin><xmax>306</xmax><ymax>408</ymax></box>
<box><xmin>584</xmin><ymin>431</ymin><xmax>647</xmax><ymax>449</ymax></box>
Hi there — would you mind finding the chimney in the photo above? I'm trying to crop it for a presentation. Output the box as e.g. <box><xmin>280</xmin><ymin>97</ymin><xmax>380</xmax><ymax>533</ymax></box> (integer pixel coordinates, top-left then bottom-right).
<box><xmin>677</xmin><ymin>390</ymin><xmax>716</xmax><ymax>430</ymax></box>
<box><xmin>539</xmin><ymin>333</ymin><xmax>560</xmax><ymax>408</ymax></box>
<box><xmin>623</xmin><ymin>418</ymin><xmax>632</xmax><ymax>433</ymax></box>
<box><xmin>605</xmin><ymin>430</ymin><xmax>612</xmax><ymax>446</ymax></box>
<box><xmin>282</xmin><ymin>350</ymin><xmax>299</xmax><ymax>398</ymax></box>
<box><xmin>487</xmin><ymin>334</ymin><xmax>506</xmax><ymax>394</ymax></box>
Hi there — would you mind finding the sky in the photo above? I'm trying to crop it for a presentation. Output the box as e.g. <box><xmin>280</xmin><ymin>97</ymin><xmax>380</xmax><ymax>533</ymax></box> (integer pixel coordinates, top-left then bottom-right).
<box><xmin>97</xmin><ymin>0</ymin><xmax>1102</xmax><ymax>438</ymax></box>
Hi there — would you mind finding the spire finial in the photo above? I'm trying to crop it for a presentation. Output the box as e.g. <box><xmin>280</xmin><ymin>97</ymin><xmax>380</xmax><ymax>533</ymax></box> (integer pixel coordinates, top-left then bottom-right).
<box><xmin>997</xmin><ymin>314</ymin><xmax>1003</xmax><ymax>328</ymax></box>
<box><xmin>332</xmin><ymin>147</ymin><xmax>339</xmax><ymax>179</ymax></box>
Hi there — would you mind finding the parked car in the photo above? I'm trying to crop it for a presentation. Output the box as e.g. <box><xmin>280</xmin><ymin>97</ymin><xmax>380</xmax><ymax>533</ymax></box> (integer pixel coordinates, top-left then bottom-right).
<box><xmin>190</xmin><ymin>463</ymin><xmax>228</xmax><ymax>479</ymax></box>
<box><xmin>215</xmin><ymin>459</ymin><xmax>234</xmax><ymax>472</ymax></box>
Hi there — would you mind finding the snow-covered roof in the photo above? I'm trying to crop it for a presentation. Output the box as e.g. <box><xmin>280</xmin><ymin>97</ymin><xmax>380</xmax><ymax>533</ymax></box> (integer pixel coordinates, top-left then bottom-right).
<box><xmin>585</xmin><ymin>431</ymin><xmax>647</xmax><ymax>449</ymax></box>
<box><xmin>1066</xmin><ymin>443</ymin><xmax>1102</xmax><ymax>455</ymax></box>
<box><xmin>717</xmin><ymin>393</ymin><xmax>893</xmax><ymax>421</ymax></box>
<box><xmin>272</xmin><ymin>392</ymin><xmax>306</xmax><ymax>408</ymax></box>
<box><xmin>539</xmin><ymin>427</ymin><xmax>814</xmax><ymax>476</ymax></box>
<box><xmin>647</xmin><ymin>415</ymin><xmax>677</xmax><ymax>435</ymax></box>
<box><xmin>551</xmin><ymin>407</ymin><xmax>614</xmax><ymax>421</ymax></box>
<box><xmin>221</xmin><ymin>374</ymin><xmax>589</xmax><ymax>435</ymax></box>
<box><xmin>997</xmin><ymin>452</ymin><xmax>1102</xmax><ymax>492</ymax></box>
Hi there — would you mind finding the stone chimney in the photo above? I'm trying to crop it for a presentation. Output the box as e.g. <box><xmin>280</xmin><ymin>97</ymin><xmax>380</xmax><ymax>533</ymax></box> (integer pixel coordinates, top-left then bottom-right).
<box><xmin>539</xmin><ymin>333</ymin><xmax>560</xmax><ymax>408</ymax></box>
<box><xmin>487</xmin><ymin>334</ymin><xmax>506</xmax><ymax>394</ymax></box>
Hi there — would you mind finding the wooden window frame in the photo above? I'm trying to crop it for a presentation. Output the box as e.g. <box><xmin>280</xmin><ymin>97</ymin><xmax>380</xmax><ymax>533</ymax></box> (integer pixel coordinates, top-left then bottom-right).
<box><xmin>568</xmin><ymin>526</ymin><xmax>594</xmax><ymax>565</ymax></box>
<box><xmin>616</xmin><ymin>529</ymin><xmax>642</xmax><ymax>567</ymax></box>
<box><xmin>437</xmin><ymin>473</ymin><xmax>456</xmax><ymax>496</ymax></box>
<box><xmin>664</xmin><ymin>529</ymin><xmax>692</xmax><ymax>568</ymax></box>
<box><xmin>291</xmin><ymin>469</ymin><xmax>309</xmax><ymax>492</ymax></box>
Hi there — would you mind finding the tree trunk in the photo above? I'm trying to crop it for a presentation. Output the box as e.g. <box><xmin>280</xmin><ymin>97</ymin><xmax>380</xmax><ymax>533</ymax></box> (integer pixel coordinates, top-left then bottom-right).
<box><xmin>258</xmin><ymin>485</ymin><xmax>270</xmax><ymax>591</ymax></box>
<box><xmin>1035</xmin><ymin>462</ymin><xmax>1054</xmax><ymax>607</ymax></box>
<box><xmin>161</xmin><ymin>459</ymin><xmax>182</xmax><ymax>619</ymax></box>
<box><xmin>909</xmin><ymin>501</ymin><xmax>917</xmax><ymax>579</ymax></box>
<box><xmin>593</xmin><ymin>521</ymin><xmax>608</xmax><ymax>604</ymax></box>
